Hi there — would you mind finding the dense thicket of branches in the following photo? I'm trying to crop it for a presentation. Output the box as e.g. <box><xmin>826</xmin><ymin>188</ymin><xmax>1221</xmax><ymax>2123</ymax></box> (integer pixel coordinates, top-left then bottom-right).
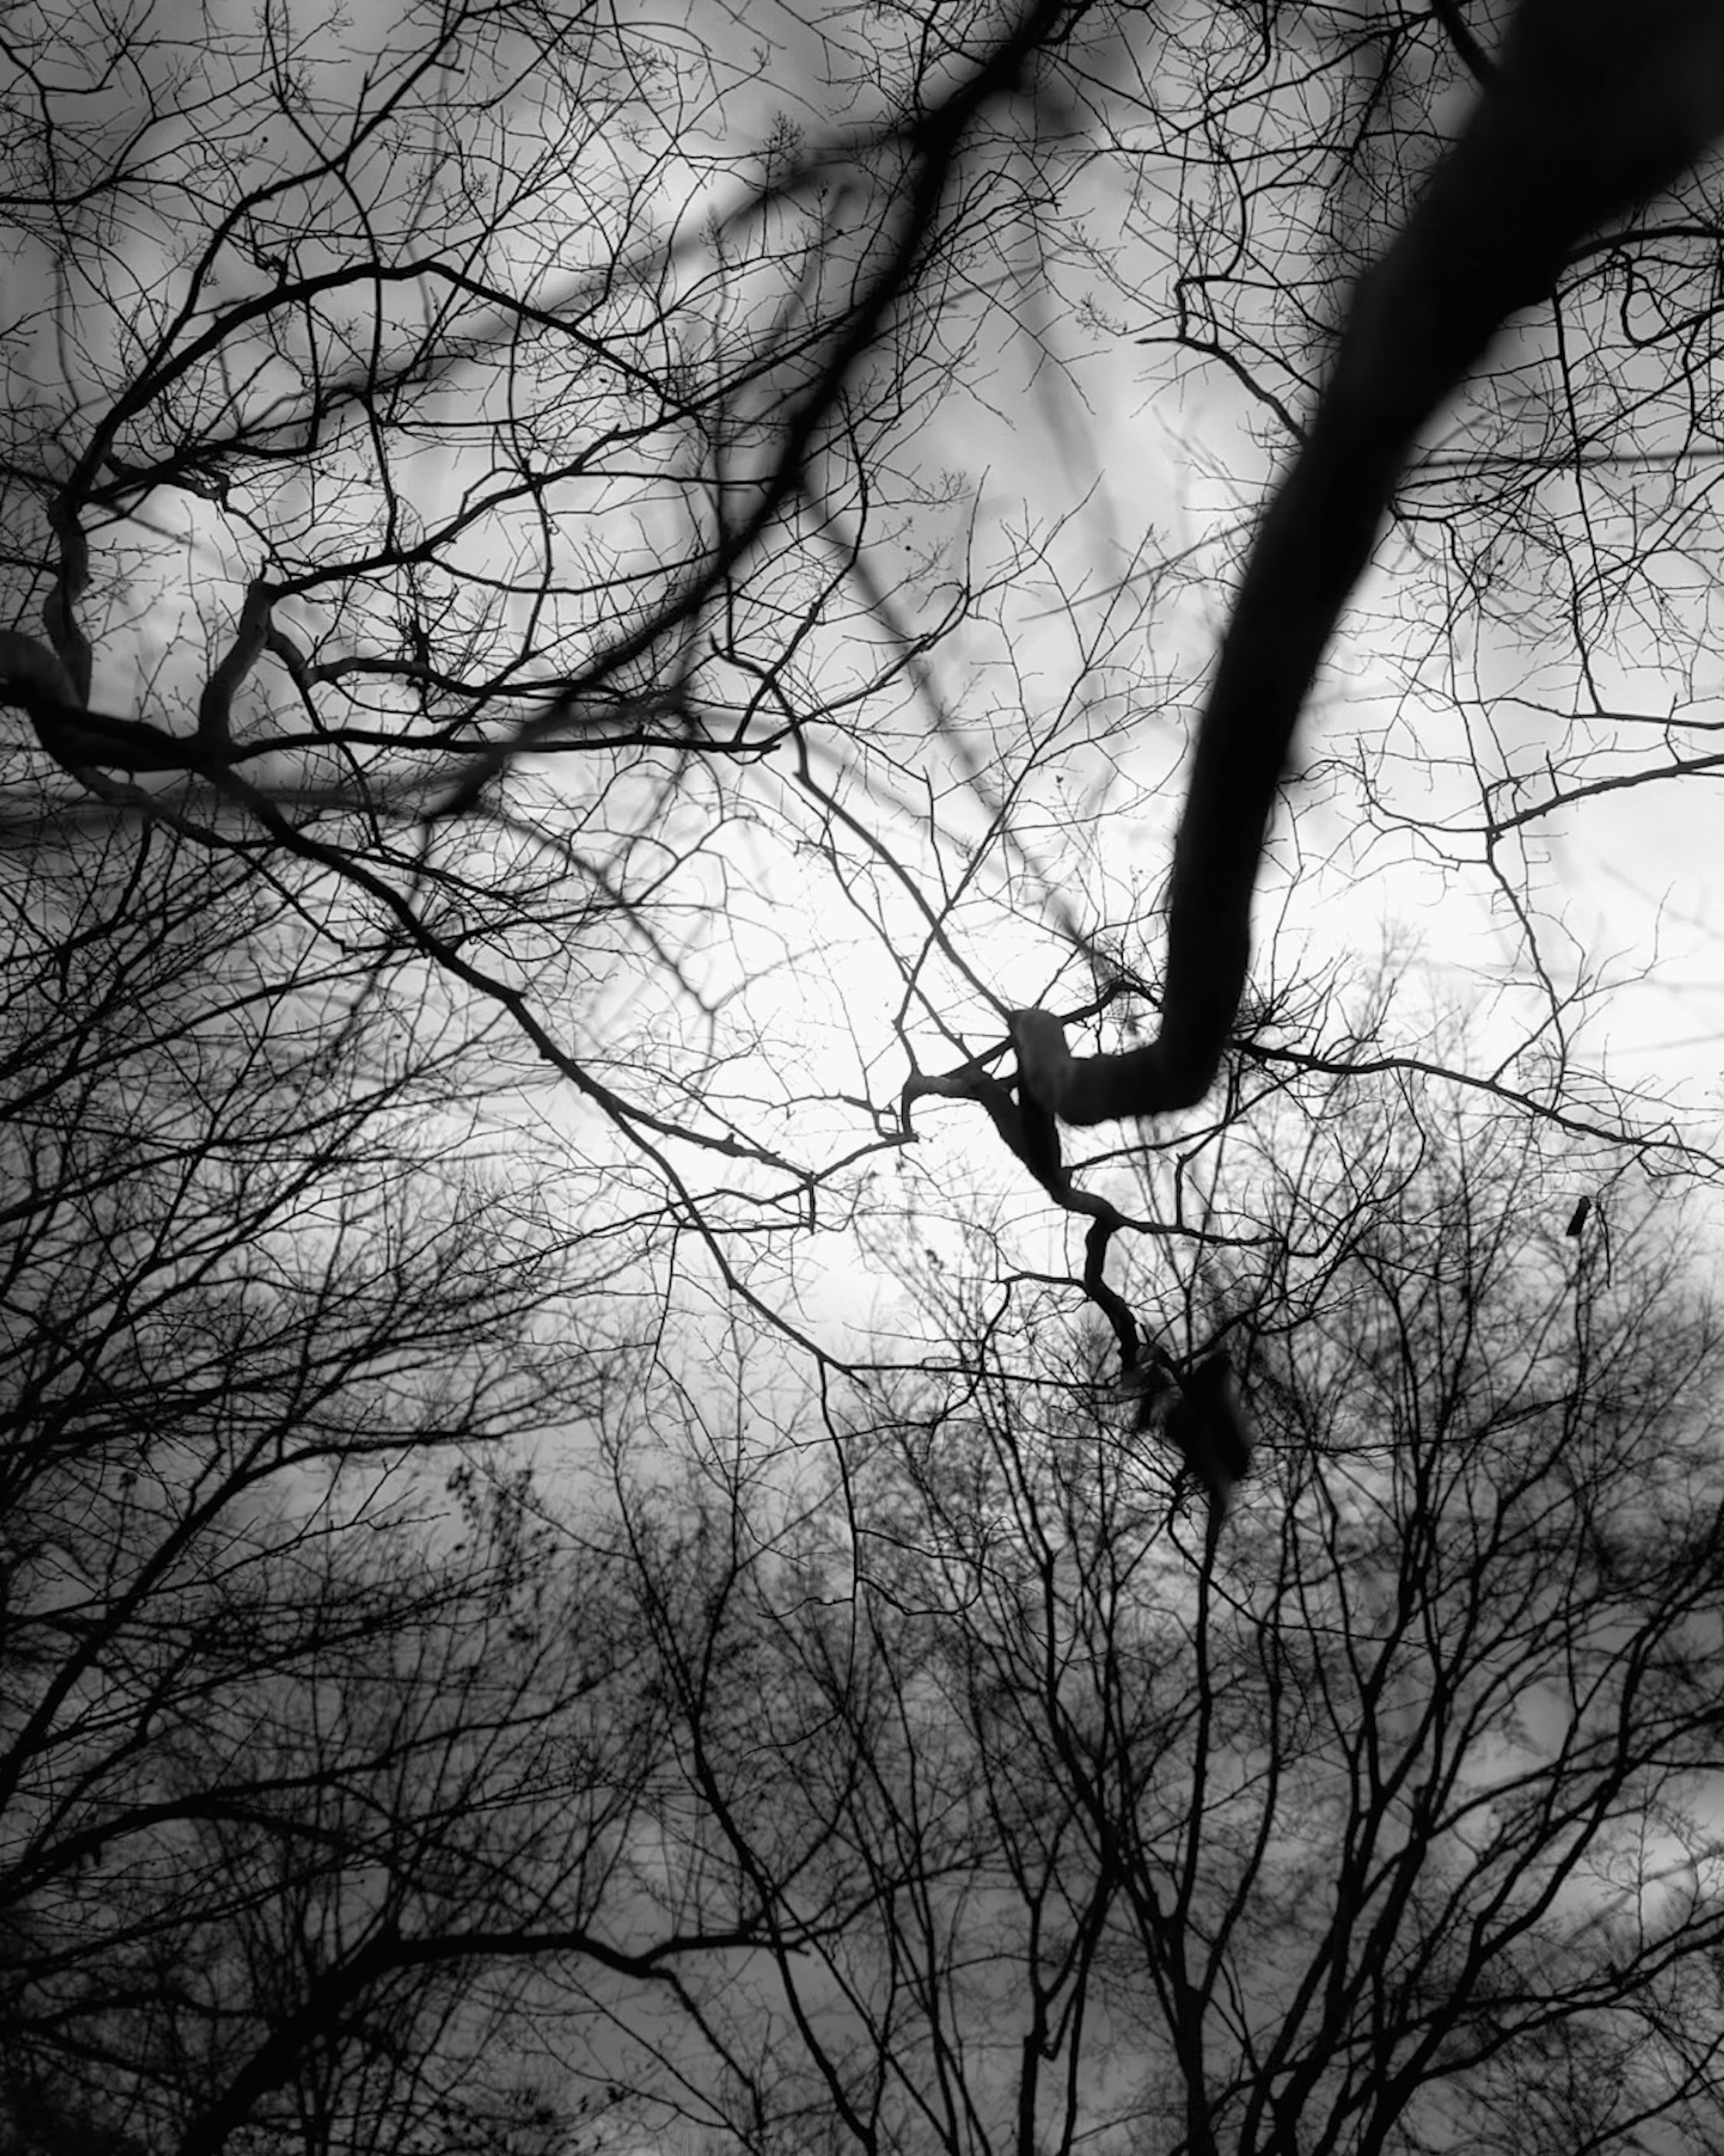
<box><xmin>599</xmin><ymin>1077</ymin><xmax>1724</xmax><ymax>2156</ymax></box>
<box><xmin>4</xmin><ymin>1</ymin><xmax>1724</xmax><ymax>2150</ymax></box>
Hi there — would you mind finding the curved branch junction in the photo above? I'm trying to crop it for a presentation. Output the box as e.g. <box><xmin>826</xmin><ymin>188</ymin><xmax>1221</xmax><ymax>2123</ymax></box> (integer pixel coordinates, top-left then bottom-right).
<box><xmin>1035</xmin><ymin>0</ymin><xmax>1724</xmax><ymax>1122</ymax></box>
<box><xmin>902</xmin><ymin>1025</ymin><xmax>1254</xmax><ymax>1518</ymax></box>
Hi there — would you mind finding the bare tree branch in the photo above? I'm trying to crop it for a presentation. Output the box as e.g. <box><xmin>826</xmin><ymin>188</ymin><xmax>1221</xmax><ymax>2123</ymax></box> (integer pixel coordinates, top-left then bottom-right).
<box><xmin>1024</xmin><ymin>0</ymin><xmax>1724</xmax><ymax>1120</ymax></box>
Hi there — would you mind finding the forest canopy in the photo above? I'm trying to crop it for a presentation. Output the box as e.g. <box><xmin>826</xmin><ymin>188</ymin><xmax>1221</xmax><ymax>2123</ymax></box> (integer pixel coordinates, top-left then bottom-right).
<box><xmin>4</xmin><ymin>2</ymin><xmax>1723</xmax><ymax>2151</ymax></box>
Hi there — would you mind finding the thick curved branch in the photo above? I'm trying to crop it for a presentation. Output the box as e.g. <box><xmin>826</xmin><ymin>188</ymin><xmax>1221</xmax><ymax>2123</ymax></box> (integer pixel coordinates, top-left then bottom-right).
<box><xmin>0</xmin><ymin>630</ymin><xmax>82</xmax><ymax>719</ymax></box>
<box><xmin>0</xmin><ymin>629</ymin><xmax>237</xmax><ymax>779</ymax></box>
<box><xmin>905</xmin><ymin>1026</ymin><xmax>1256</xmax><ymax>1517</ymax></box>
<box><xmin>1074</xmin><ymin>0</ymin><xmax>1724</xmax><ymax>1121</ymax></box>
<box><xmin>199</xmin><ymin>578</ymin><xmax>278</xmax><ymax>750</ymax></box>
<box><xmin>1429</xmin><ymin>0</ymin><xmax>1494</xmax><ymax>84</ymax></box>
<box><xmin>2</xmin><ymin>578</ymin><xmax>307</xmax><ymax>781</ymax></box>
<box><xmin>904</xmin><ymin>1032</ymin><xmax>1158</xmax><ymax>1378</ymax></box>
<box><xmin>44</xmin><ymin>494</ymin><xmax>93</xmax><ymax>703</ymax></box>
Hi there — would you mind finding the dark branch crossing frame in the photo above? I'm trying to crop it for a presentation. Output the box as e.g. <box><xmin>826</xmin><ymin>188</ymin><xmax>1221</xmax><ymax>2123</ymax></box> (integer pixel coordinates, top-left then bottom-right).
<box><xmin>6</xmin><ymin>1</ymin><xmax>1719</xmax><ymax>1506</ymax></box>
<box><xmin>924</xmin><ymin>0</ymin><xmax>1724</xmax><ymax>1501</ymax></box>
<box><xmin>1014</xmin><ymin>0</ymin><xmax>1724</xmax><ymax>1125</ymax></box>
